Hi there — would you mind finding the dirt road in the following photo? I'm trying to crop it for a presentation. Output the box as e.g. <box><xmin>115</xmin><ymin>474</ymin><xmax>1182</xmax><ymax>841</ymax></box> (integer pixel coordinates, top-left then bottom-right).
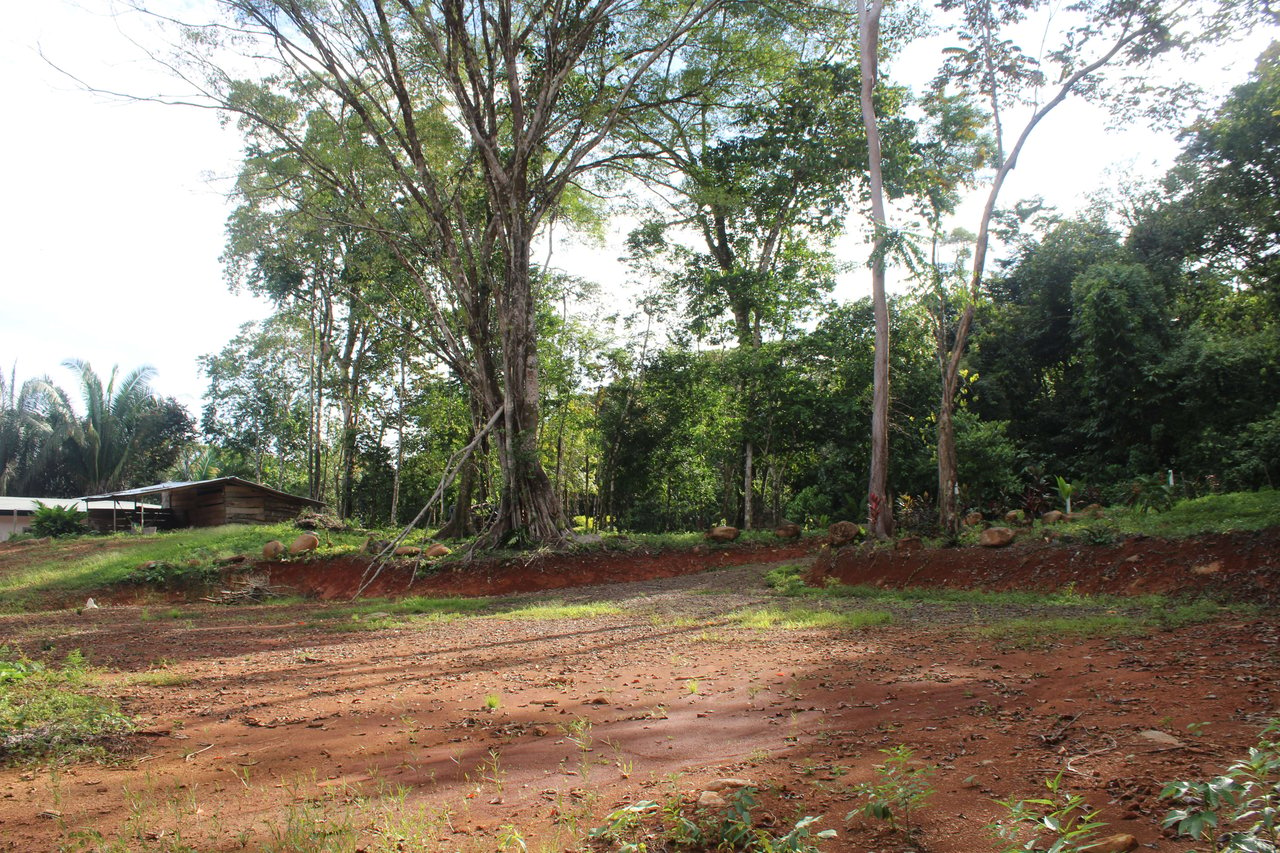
<box><xmin>0</xmin><ymin>548</ymin><xmax>1276</xmax><ymax>851</ymax></box>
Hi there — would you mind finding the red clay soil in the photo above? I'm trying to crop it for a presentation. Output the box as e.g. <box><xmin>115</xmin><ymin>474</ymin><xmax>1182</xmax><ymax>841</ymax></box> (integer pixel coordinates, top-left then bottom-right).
<box><xmin>811</xmin><ymin>527</ymin><xmax>1280</xmax><ymax>603</ymax></box>
<box><xmin>0</xmin><ymin>531</ymin><xmax>1277</xmax><ymax>853</ymax></box>
<box><xmin>265</xmin><ymin>540</ymin><xmax>815</xmax><ymax>600</ymax></box>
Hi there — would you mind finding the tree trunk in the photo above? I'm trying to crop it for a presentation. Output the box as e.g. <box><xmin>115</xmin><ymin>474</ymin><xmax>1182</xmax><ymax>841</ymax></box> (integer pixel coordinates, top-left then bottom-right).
<box><xmin>742</xmin><ymin>439</ymin><xmax>754</xmax><ymax>529</ymax></box>
<box><xmin>482</xmin><ymin>227</ymin><xmax>565</xmax><ymax>548</ymax></box>
<box><xmin>859</xmin><ymin>0</ymin><xmax>895</xmax><ymax>540</ymax></box>
<box><xmin>937</xmin><ymin>381</ymin><xmax>959</xmax><ymax>533</ymax></box>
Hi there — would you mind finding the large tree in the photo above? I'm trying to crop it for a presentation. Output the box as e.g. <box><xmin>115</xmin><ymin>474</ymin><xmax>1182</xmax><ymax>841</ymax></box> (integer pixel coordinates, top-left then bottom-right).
<box><xmin>146</xmin><ymin>0</ymin><xmax>817</xmax><ymax>546</ymax></box>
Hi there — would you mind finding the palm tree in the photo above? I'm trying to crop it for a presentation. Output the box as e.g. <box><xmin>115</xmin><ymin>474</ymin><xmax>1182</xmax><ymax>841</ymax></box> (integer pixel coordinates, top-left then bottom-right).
<box><xmin>59</xmin><ymin>360</ymin><xmax>159</xmax><ymax>494</ymax></box>
<box><xmin>0</xmin><ymin>367</ymin><xmax>56</xmax><ymax>496</ymax></box>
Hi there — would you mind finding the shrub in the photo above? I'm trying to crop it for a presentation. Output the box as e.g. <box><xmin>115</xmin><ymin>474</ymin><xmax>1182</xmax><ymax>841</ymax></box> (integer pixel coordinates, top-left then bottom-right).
<box><xmin>1161</xmin><ymin>719</ymin><xmax>1280</xmax><ymax>852</ymax></box>
<box><xmin>29</xmin><ymin>502</ymin><xmax>88</xmax><ymax>539</ymax></box>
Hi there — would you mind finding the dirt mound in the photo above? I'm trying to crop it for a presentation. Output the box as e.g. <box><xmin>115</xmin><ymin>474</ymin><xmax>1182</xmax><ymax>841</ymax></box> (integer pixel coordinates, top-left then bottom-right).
<box><xmin>263</xmin><ymin>540</ymin><xmax>815</xmax><ymax>599</ymax></box>
<box><xmin>810</xmin><ymin>527</ymin><xmax>1280</xmax><ymax>602</ymax></box>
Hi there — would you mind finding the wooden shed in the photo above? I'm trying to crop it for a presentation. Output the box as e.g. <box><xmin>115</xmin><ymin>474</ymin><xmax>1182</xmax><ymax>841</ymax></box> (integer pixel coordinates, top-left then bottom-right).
<box><xmin>81</xmin><ymin>478</ymin><xmax>325</xmax><ymax>531</ymax></box>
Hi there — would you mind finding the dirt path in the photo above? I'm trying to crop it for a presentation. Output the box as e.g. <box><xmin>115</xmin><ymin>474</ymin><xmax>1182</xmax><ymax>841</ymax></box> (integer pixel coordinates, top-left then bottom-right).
<box><xmin>1</xmin><ymin>550</ymin><xmax>1277</xmax><ymax>852</ymax></box>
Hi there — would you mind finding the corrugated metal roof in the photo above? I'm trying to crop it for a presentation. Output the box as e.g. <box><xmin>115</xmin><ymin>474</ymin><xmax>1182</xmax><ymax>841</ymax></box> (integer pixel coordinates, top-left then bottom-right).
<box><xmin>0</xmin><ymin>497</ymin><xmax>83</xmax><ymax>513</ymax></box>
<box><xmin>0</xmin><ymin>498</ymin><xmax>158</xmax><ymax>512</ymax></box>
<box><xmin>80</xmin><ymin>477</ymin><xmax>324</xmax><ymax>506</ymax></box>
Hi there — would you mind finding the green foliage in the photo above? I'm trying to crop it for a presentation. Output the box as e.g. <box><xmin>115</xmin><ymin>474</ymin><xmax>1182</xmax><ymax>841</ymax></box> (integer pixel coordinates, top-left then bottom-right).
<box><xmin>1104</xmin><ymin>490</ymin><xmax>1280</xmax><ymax>537</ymax></box>
<box><xmin>955</xmin><ymin>411</ymin><xmax>1025</xmax><ymax>509</ymax></box>
<box><xmin>1053</xmin><ymin>476</ymin><xmax>1076</xmax><ymax>514</ymax></box>
<box><xmin>764</xmin><ymin>563</ymin><xmax>808</xmax><ymax>595</ymax></box>
<box><xmin>1161</xmin><ymin>720</ymin><xmax>1280</xmax><ymax>852</ymax></box>
<box><xmin>29</xmin><ymin>501</ymin><xmax>88</xmax><ymax>538</ymax></box>
<box><xmin>991</xmin><ymin>773</ymin><xmax>1106</xmax><ymax>853</ymax></box>
<box><xmin>0</xmin><ymin>648</ymin><xmax>134</xmax><ymax>764</ymax></box>
<box><xmin>609</xmin><ymin>786</ymin><xmax>835</xmax><ymax>852</ymax></box>
<box><xmin>123</xmin><ymin>560</ymin><xmax>219</xmax><ymax>588</ymax></box>
<box><xmin>847</xmin><ymin>745</ymin><xmax>936</xmax><ymax>833</ymax></box>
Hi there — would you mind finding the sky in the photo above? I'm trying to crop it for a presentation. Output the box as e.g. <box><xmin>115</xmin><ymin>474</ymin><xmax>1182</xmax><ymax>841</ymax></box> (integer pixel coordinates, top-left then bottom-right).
<box><xmin>2</xmin><ymin>1</ymin><xmax>1275</xmax><ymax>413</ymax></box>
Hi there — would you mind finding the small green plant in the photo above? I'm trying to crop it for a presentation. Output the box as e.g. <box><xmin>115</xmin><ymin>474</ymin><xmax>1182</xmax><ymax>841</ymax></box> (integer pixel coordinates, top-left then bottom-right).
<box><xmin>990</xmin><ymin>772</ymin><xmax>1105</xmax><ymax>853</ymax></box>
<box><xmin>30</xmin><ymin>501</ymin><xmax>88</xmax><ymax>538</ymax></box>
<box><xmin>667</xmin><ymin>787</ymin><xmax>835</xmax><ymax>852</ymax></box>
<box><xmin>1054</xmin><ymin>477</ymin><xmax>1076</xmax><ymax>515</ymax></box>
<box><xmin>588</xmin><ymin>800</ymin><xmax>660</xmax><ymax>846</ymax></box>
<box><xmin>484</xmin><ymin>693</ymin><xmax>501</xmax><ymax>710</ymax></box>
<box><xmin>1125</xmin><ymin>474</ymin><xmax>1175</xmax><ymax>514</ymax></box>
<box><xmin>848</xmin><ymin>745</ymin><xmax>936</xmax><ymax>834</ymax></box>
<box><xmin>0</xmin><ymin>648</ymin><xmax>133</xmax><ymax>764</ymax></box>
<box><xmin>1161</xmin><ymin>719</ymin><xmax>1280</xmax><ymax>852</ymax></box>
<box><xmin>765</xmin><ymin>564</ymin><xmax>809</xmax><ymax>596</ymax></box>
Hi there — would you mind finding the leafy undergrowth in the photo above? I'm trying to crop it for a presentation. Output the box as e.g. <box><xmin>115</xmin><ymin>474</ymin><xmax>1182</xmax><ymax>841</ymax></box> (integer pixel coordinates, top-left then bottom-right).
<box><xmin>1102</xmin><ymin>488</ymin><xmax>1280</xmax><ymax>537</ymax></box>
<box><xmin>0</xmin><ymin>648</ymin><xmax>133</xmax><ymax>765</ymax></box>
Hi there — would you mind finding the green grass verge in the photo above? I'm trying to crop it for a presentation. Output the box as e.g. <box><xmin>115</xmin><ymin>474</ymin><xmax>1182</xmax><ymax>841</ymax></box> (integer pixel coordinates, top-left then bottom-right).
<box><xmin>487</xmin><ymin>601</ymin><xmax>623</xmax><ymax>620</ymax></box>
<box><xmin>0</xmin><ymin>524</ymin><xmax>374</xmax><ymax>609</ymax></box>
<box><xmin>729</xmin><ymin>606</ymin><xmax>894</xmax><ymax>630</ymax></box>
<box><xmin>1092</xmin><ymin>489</ymin><xmax>1280</xmax><ymax>538</ymax></box>
<box><xmin>0</xmin><ymin>648</ymin><xmax>133</xmax><ymax>765</ymax></box>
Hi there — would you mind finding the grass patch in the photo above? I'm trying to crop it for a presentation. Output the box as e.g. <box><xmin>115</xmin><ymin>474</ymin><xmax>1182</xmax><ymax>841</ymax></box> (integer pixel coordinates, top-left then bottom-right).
<box><xmin>489</xmin><ymin>601</ymin><xmax>622</xmax><ymax>620</ymax></box>
<box><xmin>0</xmin><ymin>648</ymin><xmax>133</xmax><ymax>764</ymax></box>
<box><xmin>729</xmin><ymin>606</ymin><xmax>894</xmax><ymax>630</ymax></box>
<box><xmin>1089</xmin><ymin>489</ymin><xmax>1280</xmax><ymax>538</ymax></box>
<box><xmin>978</xmin><ymin>615</ymin><xmax>1143</xmax><ymax>647</ymax></box>
<box><xmin>778</xmin><ymin>577</ymin><xmax>1112</xmax><ymax>608</ymax></box>
<box><xmin>0</xmin><ymin>524</ymin><xmax>373</xmax><ymax>608</ymax></box>
<box><xmin>125</xmin><ymin>669</ymin><xmax>191</xmax><ymax>688</ymax></box>
<box><xmin>395</xmin><ymin>596</ymin><xmax>489</xmax><ymax>616</ymax></box>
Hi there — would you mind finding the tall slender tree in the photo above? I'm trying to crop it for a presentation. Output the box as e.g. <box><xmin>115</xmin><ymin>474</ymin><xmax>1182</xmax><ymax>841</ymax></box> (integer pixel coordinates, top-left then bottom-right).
<box><xmin>930</xmin><ymin>0</ymin><xmax>1265</xmax><ymax>531</ymax></box>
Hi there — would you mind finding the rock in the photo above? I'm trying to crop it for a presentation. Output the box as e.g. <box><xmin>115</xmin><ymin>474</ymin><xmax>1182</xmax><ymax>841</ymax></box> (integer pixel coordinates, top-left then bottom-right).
<box><xmin>979</xmin><ymin>527</ymin><xmax>1015</xmax><ymax>547</ymax></box>
<box><xmin>1004</xmin><ymin>510</ymin><xmax>1024</xmax><ymax>525</ymax></box>
<box><xmin>963</xmin><ymin>511</ymin><xmax>984</xmax><ymax>526</ymax></box>
<box><xmin>828</xmin><ymin>521</ymin><xmax>861</xmax><ymax>547</ymax></box>
<box><xmin>573</xmin><ymin>532</ymin><xmax>603</xmax><ymax>545</ymax></box>
<box><xmin>895</xmin><ymin>536</ymin><xmax>923</xmax><ymax>552</ymax></box>
<box><xmin>262</xmin><ymin>540</ymin><xmax>286</xmax><ymax>560</ymax></box>
<box><xmin>1191</xmin><ymin>560</ymin><xmax>1222</xmax><ymax>576</ymax></box>
<box><xmin>83</xmin><ymin>598</ymin><xmax>99</xmax><ymax>610</ymax></box>
<box><xmin>215</xmin><ymin>554</ymin><xmax>247</xmax><ymax>566</ymax></box>
<box><xmin>289</xmin><ymin>533</ymin><xmax>320</xmax><ymax>555</ymax></box>
<box><xmin>394</xmin><ymin>545</ymin><xmax>422</xmax><ymax>557</ymax></box>
<box><xmin>705</xmin><ymin>526</ymin><xmax>740</xmax><ymax>543</ymax></box>
<box><xmin>1041</xmin><ymin>510</ymin><xmax>1066</xmax><ymax>524</ymax></box>
<box><xmin>1083</xmin><ymin>503</ymin><xmax>1106</xmax><ymax>519</ymax></box>
<box><xmin>774</xmin><ymin>523</ymin><xmax>802</xmax><ymax>540</ymax></box>
<box><xmin>1138</xmin><ymin>730</ymin><xmax>1184</xmax><ymax>747</ymax></box>
<box><xmin>367</xmin><ymin>611</ymin><xmax>392</xmax><ymax>620</ymax></box>
<box><xmin>1084</xmin><ymin>833</ymin><xmax>1139</xmax><ymax>853</ymax></box>
<box><xmin>426</xmin><ymin>543</ymin><xmax>452</xmax><ymax>558</ymax></box>
<box><xmin>704</xmin><ymin>778</ymin><xmax>754</xmax><ymax>793</ymax></box>
<box><xmin>696</xmin><ymin>791</ymin><xmax>728</xmax><ymax>809</ymax></box>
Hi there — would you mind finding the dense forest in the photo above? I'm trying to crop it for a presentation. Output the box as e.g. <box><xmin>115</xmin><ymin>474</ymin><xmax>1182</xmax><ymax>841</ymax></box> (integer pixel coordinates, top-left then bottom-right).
<box><xmin>2</xmin><ymin>1</ymin><xmax>1276</xmax><ymax>545</ymax></box>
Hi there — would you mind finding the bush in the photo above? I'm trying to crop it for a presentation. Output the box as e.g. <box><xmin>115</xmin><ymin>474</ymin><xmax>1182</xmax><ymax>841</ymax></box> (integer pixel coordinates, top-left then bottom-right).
<box><xmin>29</xmin><ymin>502</ymin><xmax>88</xmax><ymax>539</ymax></box>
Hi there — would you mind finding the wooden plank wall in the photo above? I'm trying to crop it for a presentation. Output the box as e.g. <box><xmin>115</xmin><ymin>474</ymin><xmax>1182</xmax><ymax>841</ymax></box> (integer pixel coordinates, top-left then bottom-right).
<box><xmin>111</xmin><ymin>485</ymin><xmax>316</xmax><ymax>529</ymax></box>
<box><xmin>168</xmin><ymin>486</ymin><xmax>227</xmax><ymax>527</ymax></box>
